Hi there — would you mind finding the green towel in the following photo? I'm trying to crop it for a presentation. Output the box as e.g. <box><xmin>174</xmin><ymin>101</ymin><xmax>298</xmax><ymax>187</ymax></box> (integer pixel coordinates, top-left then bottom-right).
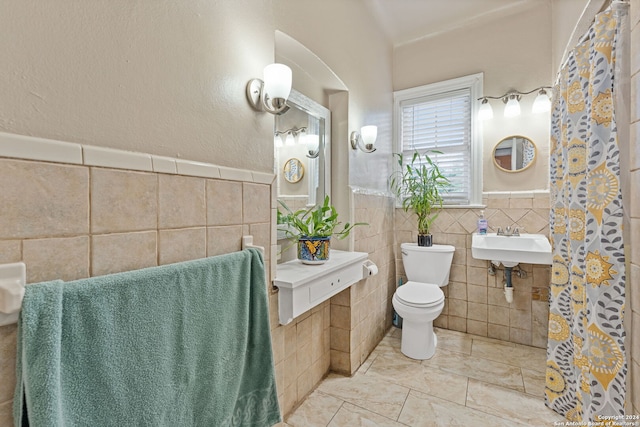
<box><xmin>14</xmin><ymin>249</ymin><xmax>281</xmax><ymax>427</ymax></box>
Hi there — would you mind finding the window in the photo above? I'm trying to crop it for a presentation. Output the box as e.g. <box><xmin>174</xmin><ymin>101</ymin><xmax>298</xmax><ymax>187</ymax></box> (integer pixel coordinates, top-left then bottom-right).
<box><xmin>393</xmin><ymin>73</ymin><xmax>483</xmax><ymax>206</ymax></box>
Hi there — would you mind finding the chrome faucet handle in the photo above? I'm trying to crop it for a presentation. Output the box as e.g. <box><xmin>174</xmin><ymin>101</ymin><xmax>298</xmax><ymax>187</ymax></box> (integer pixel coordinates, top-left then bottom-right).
<box><xmin>497</xmin><ymin>227</ymin><xmax>504</xmax><ymax>235</ymax></box>
<box><xmin>513</xmin><ymin>227</ymin><xmax>520</xmax><ymax>236</ymax></box>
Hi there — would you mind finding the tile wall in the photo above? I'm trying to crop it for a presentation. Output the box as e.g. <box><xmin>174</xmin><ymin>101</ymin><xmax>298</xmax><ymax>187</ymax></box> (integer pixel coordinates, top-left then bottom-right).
<box><xmin>328</xmin><ymin>191</ymin><xmax>396</xmax><ymax>376</ymax></box>
<box><xmin>0</xmin><ymin>156</ymin><xmax>272</xmax><ymax>425</ymax></box>
<box><xmin>394</xmin><ymin>192</ymin><xmax>552</xmax><ymax>348</ymax></box>
<box><xmin>629</xmin><ymin>0</ymin><xmax>639</xmax><ymax>415</ymax></box>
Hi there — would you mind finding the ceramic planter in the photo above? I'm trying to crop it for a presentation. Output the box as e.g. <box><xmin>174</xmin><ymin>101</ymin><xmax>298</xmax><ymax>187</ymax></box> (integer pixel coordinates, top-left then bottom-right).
<box><xmin>417</xmin><ymin>234</ymin><xmax>433</xmax><ymax>247</ymax></box>
<box><xmin>297</xmin><ymin>236</ymin><xmax>330</xmax><ymax>264</ymax></box>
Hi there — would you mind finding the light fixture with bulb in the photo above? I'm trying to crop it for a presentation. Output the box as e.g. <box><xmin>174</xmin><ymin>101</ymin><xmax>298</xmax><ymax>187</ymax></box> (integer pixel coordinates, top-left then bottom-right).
<box><xmin>350</xmin><ymin>125</ymin><xmax>378</xmax><ymax>153</ymax></box>
<box><xmin>274</xmin><ymin>126</ymin><xmax>306</xmax><ymax>147</ymax></box>
<box><xmin>246</xmin><ymin>63</ymin><xmax>293</xmax><ymax>115</ymax></box>
<box><xmin>305</xmin><ymin>134</ymin><xmax>320</xmax><ymax>158</ymax></box>
<box><xmin>477</xmin><ymin>86</ymin><xmax>552</xmax><ymax>120</ymax></box>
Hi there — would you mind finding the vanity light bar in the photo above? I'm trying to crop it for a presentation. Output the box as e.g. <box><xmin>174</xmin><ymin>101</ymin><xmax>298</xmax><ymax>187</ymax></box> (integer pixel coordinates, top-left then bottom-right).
<box><xmin>478</xmin><ymin>86</ymin><xmax>552</xmax><ymax>119</ymax></box>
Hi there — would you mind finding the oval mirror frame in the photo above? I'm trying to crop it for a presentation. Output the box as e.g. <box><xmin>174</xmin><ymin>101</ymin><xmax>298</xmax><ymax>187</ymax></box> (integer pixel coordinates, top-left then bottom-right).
<box><xmin>492</xmin><ymin>135</ymin><xmax>537</xmax><ymax>173</ymax></box>
<box><xmin>283</xmin><ymin>158</ymin><xmax>304</xmax><ymax>183</ymax></box>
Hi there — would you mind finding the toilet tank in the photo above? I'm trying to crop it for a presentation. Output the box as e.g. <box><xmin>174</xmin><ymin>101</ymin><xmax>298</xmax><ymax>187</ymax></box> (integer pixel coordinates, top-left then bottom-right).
<box><xmin>401</xmin><ymin>243</ymin><xmax>455</xmax><ymax>287</ymax></box>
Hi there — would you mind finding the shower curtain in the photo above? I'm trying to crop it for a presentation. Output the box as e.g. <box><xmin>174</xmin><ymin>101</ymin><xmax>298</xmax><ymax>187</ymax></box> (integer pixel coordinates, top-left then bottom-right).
<box><xmin>546</xmin><ymin>4</ymin><xmax>628</xmax><ymax>421</ymax></box>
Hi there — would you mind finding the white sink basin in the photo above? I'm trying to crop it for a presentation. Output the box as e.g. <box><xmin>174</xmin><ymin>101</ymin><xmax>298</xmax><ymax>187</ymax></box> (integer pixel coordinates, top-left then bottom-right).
<box><xmin>471</xmin><ymin>233</ymin><xmax>552</xmax><ymax>266</ymax></box>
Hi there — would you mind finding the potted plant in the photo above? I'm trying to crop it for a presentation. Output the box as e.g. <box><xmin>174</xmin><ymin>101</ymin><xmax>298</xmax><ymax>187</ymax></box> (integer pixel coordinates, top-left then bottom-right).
<box><xmin>278</xmin><ymin>195</ymin><xmax>366</xmax><ymax>264</ymax></box>
<box><xmin>389</xmin><ymin>150</ymin><xmax>451</xmax><ymax>247</ymax></box>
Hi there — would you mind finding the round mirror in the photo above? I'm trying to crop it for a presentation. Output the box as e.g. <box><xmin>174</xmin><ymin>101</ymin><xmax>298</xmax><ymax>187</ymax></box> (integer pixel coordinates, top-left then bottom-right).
<box><xmin>283</xmin><ymin>158</ymin><xmax>304</xmax><ymax>183</ymax></box>
<box><xmin>493</xmin><ymin>135</ymin><xmax>536</xmax><ymax>172</ymax></box>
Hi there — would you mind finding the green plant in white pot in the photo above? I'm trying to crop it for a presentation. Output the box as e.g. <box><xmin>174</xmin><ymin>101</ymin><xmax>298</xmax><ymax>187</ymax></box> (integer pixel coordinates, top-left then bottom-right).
<box><xmin>278</xmin><ymin>195</ymin><xmax>366</xmax><ymax>264</ymax></box>
<box><xmin>390</xmin><ymin>150</ymin><xmax>451</xmax><ymax>247</ymax></box>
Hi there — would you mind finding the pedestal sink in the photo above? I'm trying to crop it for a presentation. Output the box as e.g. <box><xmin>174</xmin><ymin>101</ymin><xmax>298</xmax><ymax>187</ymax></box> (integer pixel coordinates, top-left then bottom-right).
<box><xmin>471</xmin><ymin>233</ymin><xmax>552</xmax><ymax>266</ymax></box>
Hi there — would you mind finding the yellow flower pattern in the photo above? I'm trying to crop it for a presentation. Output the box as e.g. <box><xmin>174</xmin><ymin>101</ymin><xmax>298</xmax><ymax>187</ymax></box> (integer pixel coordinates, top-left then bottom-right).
<box><xmin>547</xmin><ymin>7</ymin><xmax>627</xmax><ymax>423</ymax></box>
<box><xmin>585</xmin><ymin>251</ymin><xmax>616</xmax><ymax>287</ymax></box>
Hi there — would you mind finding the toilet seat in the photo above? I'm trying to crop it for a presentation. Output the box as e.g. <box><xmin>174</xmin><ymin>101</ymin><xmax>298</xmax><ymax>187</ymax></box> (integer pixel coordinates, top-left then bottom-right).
<box><xmin>395</xmin><ymin>281</ymin><xmax>444</xmax><ymax>308</ymax></box>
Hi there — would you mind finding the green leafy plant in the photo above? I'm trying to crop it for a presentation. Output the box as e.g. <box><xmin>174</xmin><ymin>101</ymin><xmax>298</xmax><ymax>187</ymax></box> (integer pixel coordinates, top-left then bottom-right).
<box><xmin>278</xmin><ymin>195</ymin><xmax>366</xmax><ymax>240</ymax></box>
<box><xmin>389</xmin><ymin>150</ymin><xmax>451</xmax><ymax>236</ymax></box>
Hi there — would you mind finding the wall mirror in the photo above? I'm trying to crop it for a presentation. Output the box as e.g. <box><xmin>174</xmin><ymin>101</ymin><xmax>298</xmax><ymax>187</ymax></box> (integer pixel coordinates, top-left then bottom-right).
<box><xmin>493</xmin><ymin>135</ymin><xmax>536</xmax><ymax>172</ymax></box>
<box><xmin>275</xmin><ymin>89</ymin><xmax>331</xmax><ymax>210</ymax></box>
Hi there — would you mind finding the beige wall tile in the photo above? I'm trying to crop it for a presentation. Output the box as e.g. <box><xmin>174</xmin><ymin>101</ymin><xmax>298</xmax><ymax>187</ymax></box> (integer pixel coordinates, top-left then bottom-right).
<box><xmin>467</xmin><ymin>284</ymin><xmax>488</xmax><ymax>303</ymax></box>
<box><xmin>0</xmin><ymin>324</ymin><xmax>17</xmax><ymax>402</ymax></box>
<box><xmin>467</xmin><ymin>319</ymin><xmax>488</xmax><ymax>336</ymax></box>
<box><xmin>467</xmin><ymin>267</ymin><xmax>488</xmax><ymax>286</ymax></box>
<box><xmin>488</xmin><ymin>287</ymin><xmax>510</xmax><ymax>307</ymax></box>
<box><xmin>509</xmin><ymin>198</ymin><xmax>533</xmax><ymax>209</ymax></box>
<box><xmin>468</xmin><ymin>302</ymin><xmax>488</xmax><ymax>322</ymax></box>
<box><xmin>331</xmin><ymin>305</ymin><xmax>352</xmax><ymax>330</ymax></box>
<box><xmin>448</xmin><ymin>316</ymin><xmax>467</xmax><ymax>332</ymax></box>
<box><xmin>509</xmin><ymin>328</ymin><xmax>532</xmax><ymax>346</ymax></box>
<box><xmin>91</xmin><ymin>168</ymin><xmax>157</xmax><ymax>234</ymax></box>
<box><xmin>488</xmin><ymin>324</ymin><xmax>511</xmax><ymax>343</ymax></box>
<box><xmin>207</xmin><ymin>180</ymin><xmax>242</xmax><ymax>226</ymax></box>
<box><xmin>0</xmin><ymin>240</ymin><xmax>21</xmax><ymax>263</ymax></box>
<box><xmin>449</xmin><ymin>281</ymin><xmax>467</xmax><ymax>300</ymax></box>
<box><xmin>243</xmin><ymin>182</ymin><xmax>271</xmax><ymax>223</ymax></box>
<box><xmin>91</xmin><ymin>231</ymin><xmax>157</xmax><ymax>276</ymax></box>
<box><xmin>510</xmin><ymin>308</ymin><xmax>532</xmax><ymax>330</ymax></box>
<box><xmin>0</xmin><ymin>160</ymin><xmax>88</xmax><ymax>239</ymax></box>
<box><xmin>206</xmin><ymin>225</ymin><xmax>243</xmax><ymax>257</ymax></box>
<box><xmin>448</xmin><ymin>299</ymin><xmax>467</xmax><ymax>318</ymax></box>
<box><xmin>158</xmin><ymin>228</ymin><xmax>206</xmax><ymax>265</ymax></box>
<box><xmin>488</xmin><ymin>305</ymin><xmax>510</xmax><ymax>327</ymax></box>
<box><xmin>23</xmin><ymin>236</ymin><xmax>89</xmax><ymax>282</ymax></box>
<box><xmin>158</xmin><ymin>175</ymin><xmax>205</xmax><ymax>228</ymax></box>
<box><xmin>330</xmin><ymin>349</ymin><xmax>350</xmax><ymax>374</ymax></box>
<box><xmin>331</xmin><ymin>327</ymin><xmax>350</xmax><ymax>352</ymax></box>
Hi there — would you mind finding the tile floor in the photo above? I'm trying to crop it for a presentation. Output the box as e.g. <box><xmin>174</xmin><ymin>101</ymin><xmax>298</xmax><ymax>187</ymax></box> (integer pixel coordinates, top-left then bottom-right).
<box><xmin>283</xmin><ymin>327</ymin><xmax>566</xmax><ymax>426</ymax></box>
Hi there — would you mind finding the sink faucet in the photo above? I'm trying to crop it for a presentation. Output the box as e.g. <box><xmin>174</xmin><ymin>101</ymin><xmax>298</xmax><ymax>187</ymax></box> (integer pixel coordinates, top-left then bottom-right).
<box><xmin>497</xmin><ymin>226</ymin><xmax>519</xmax><ymax>237</ymax></box>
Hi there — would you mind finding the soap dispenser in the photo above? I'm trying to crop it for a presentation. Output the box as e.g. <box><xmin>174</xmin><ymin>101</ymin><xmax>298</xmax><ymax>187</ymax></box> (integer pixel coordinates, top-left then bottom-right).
<box><xmin>477</xmin><ymin>211</ymin><xmax>488</xmax><ymax>235</ymax></box>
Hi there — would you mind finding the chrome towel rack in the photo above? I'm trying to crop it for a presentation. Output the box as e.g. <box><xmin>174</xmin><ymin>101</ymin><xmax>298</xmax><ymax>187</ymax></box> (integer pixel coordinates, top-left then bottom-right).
<box><xmin>0</xmin><ymin>235</ymin><xmax>264</xmax><ymax>327</ymax></box>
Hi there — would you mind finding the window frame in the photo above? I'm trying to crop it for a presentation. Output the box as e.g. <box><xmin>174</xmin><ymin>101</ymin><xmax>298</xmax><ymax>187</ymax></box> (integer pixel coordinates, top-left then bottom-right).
<box><xmin>393</xmin><ymin>73</ymin><xmax>484</xmax><ymax>207</ymax></box>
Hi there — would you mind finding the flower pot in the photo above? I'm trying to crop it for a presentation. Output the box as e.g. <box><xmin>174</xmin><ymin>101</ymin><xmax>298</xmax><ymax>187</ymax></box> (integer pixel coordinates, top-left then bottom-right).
<box><xmin>297</xmin><ymin>236</ymin><xmax>330</xmax><ymax>264</ymax></box>
<box><xmin>417</xmin><ymin>234</ymin><xmax>433</xmax><ymax>247</ymax></box>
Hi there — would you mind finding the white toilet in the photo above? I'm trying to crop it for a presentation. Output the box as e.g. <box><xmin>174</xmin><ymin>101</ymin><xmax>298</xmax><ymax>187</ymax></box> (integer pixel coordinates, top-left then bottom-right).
<box><xmin>392</xmin><ymin>242</ymin><xmax>455</xmax><ymax>360</ymax></box>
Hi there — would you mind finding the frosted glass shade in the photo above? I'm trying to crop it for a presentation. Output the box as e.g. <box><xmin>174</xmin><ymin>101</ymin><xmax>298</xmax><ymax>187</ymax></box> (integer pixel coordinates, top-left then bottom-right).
<box><xmin>361</xmin><ymin>125</ymin><xmax>378</xmax><ymax>147</ymax></box>
<box><xmin>306</xmin><ymin>134</ymin><xmax>319</xmax><ymax>151</ymax></box>
<box><xmin>532</xmin><ymin>92</ymin><xmax>551</xmax><ymax>113</ymax></box>
<box><xmin>263</xmin><ymin>64</ymin><xmax>292</xmax><ymax>100</ymax></box>
<box><xmin>504</xmin><ymin>97</ymin><xmax>521</xmax><ymax>118</ymax></box>
<box><xmin>478</xmin><ymin>101</ymin><xmax>493</xmax><ymax>120</ymax></box>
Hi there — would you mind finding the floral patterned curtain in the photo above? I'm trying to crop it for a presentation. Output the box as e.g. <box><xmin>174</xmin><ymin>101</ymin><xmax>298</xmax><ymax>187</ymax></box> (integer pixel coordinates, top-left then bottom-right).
<box><xmin>546</xmin><ymin>6</ymin><xmax>627</xmax><ymax>422</ymax></box>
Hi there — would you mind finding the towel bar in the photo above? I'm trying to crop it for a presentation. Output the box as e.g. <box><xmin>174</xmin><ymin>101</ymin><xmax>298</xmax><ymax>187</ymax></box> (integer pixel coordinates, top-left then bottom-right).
<box><xmin>0</xmin><ymin>262</ymin><xmax>26</xmax><ymax>327</ymax></box>
<box><xmin>0</xmin><ymin>239</ymin><xmax>263</xmax><ymax>327</ymax></box>
<box><xmin>241</xmin><ymin>235</ymin><xmax>264</xmax><ymax>255</ymax></box>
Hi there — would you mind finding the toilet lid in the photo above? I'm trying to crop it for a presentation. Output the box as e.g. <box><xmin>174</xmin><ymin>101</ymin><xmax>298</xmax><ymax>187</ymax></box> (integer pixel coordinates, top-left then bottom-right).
<box><xmin>396</xmin><ymin>282</ymin><xmax>444</xmax><ymax>307</ymax></box>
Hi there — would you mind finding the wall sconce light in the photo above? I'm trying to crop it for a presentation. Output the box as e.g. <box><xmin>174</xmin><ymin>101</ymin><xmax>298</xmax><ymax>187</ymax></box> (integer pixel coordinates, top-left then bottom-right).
<box><xmin>246</xmin><ymin>63</ymin><xmax>292</xmax><ymax>115</ymax></box>
<box><xmin>478</xmin><ymin>86</ymin><xmax>552</xmax><ymax>120</ymax></box>
<box><xmin>275</xmin><ymin>126</ymin><xmax>306</xmax><ymax>148</ymax></box>
<box><xmin>350</xmin><ymin>125</ymin><xmax>377</xmax><ymax>153</ymax></box>
<box><xmin>305</xmin><ymin>134</ymin><xmax>320</xmax><ymax>158</ymax></box>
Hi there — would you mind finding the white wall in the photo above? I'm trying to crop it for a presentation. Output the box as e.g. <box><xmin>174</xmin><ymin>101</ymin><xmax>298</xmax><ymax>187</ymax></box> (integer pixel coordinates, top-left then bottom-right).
<box><xmin>393</xmin><ymin>2</ymin><xmax>553</xmax><ymax>192</ymax></box>
<box><xmin>273</xmin><ymin>0</ymin><xmax>394</xmax><ymax>193</ymax></box>
<box><xmin>0</xmin><ymin>0</ymin><xmax>276</xmax><ymax>173</ymax></box>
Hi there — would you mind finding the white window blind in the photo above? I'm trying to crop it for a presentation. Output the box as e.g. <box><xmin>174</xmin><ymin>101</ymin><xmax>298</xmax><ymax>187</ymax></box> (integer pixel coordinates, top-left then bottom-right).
<box><xmin>400</xmin><ymin>88</ymin><xmax>472</xmax><ymax>205</ymax></box>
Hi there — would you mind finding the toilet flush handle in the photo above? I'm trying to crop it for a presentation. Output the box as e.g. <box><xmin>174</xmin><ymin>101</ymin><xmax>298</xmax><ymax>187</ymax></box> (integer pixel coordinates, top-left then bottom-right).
<box><xmin>401</xmin><ymin>250</ymin><xmax>408</xmax><ymax>256</ymax></box>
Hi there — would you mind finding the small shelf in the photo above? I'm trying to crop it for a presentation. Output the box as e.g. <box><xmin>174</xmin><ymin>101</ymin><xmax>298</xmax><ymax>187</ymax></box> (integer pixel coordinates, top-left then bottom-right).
<box><xmin>274</xmin><ymin>250</ymin><xmax>369</xmax><ymax>325</ymax></box>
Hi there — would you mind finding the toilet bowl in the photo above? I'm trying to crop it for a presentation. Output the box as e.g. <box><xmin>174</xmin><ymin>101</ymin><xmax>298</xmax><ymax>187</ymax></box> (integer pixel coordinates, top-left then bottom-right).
<box><xmin>393</xmin><ymin>243</ymin><xmax>455</xmax><ymax>360</ymax></box>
